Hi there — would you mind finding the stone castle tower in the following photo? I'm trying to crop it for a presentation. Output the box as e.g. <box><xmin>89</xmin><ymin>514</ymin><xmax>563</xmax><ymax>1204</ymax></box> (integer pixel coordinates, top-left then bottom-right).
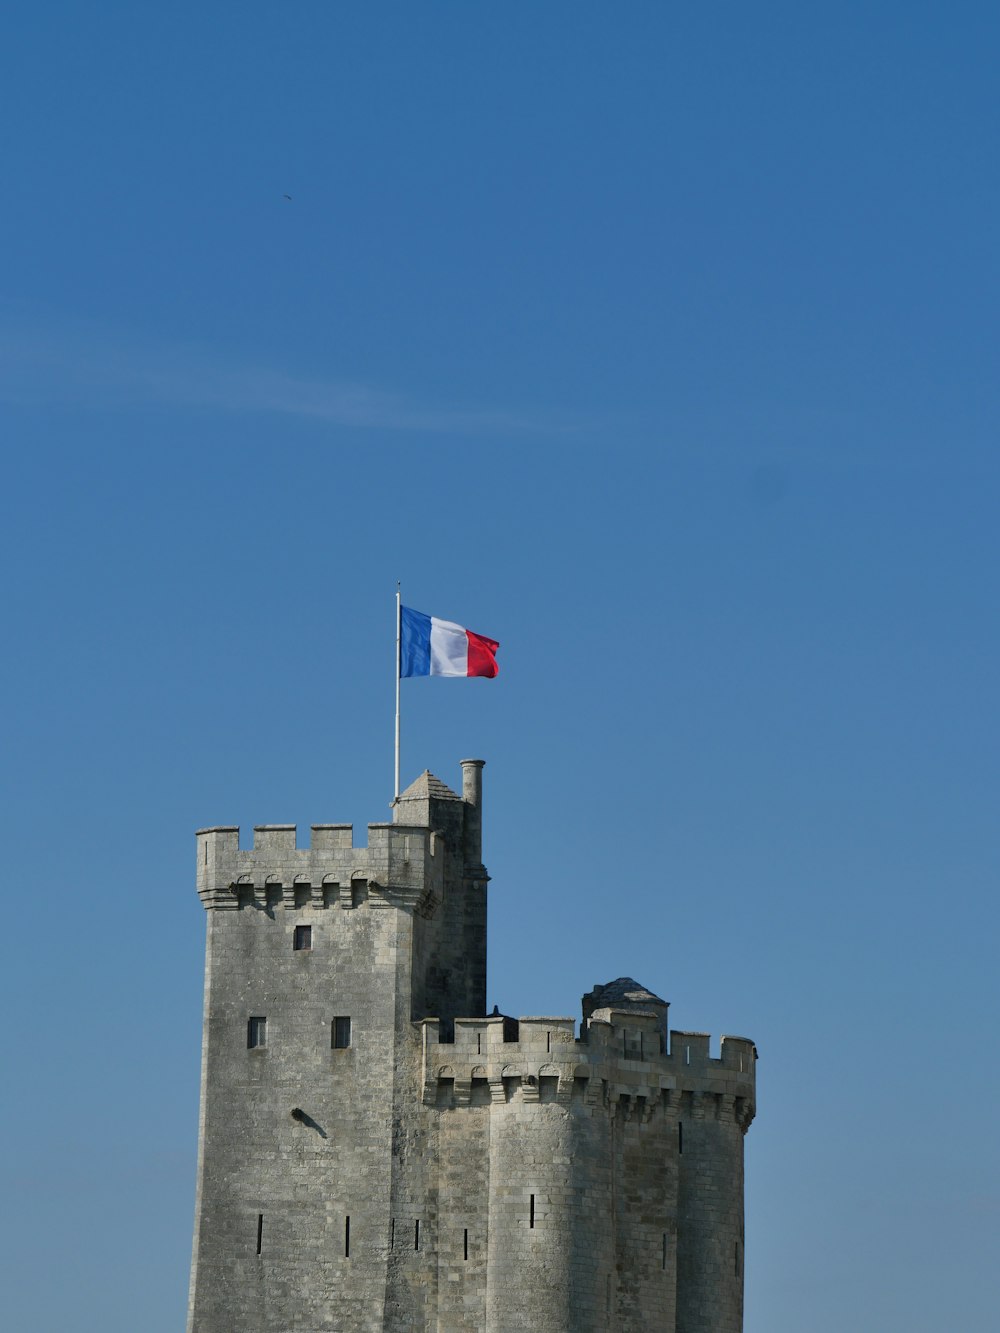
<box><xmin>187</xmin><ymin>760</ymin><xmax>756</xmax><ymax>1332</ymax></box>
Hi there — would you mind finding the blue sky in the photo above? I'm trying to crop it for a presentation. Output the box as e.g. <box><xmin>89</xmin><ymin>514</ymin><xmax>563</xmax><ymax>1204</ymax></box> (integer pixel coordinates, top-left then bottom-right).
<box><xmin>2</xmin><ymin>5</ymin><xmax>999</xmax><ymax>1330</ymax></box>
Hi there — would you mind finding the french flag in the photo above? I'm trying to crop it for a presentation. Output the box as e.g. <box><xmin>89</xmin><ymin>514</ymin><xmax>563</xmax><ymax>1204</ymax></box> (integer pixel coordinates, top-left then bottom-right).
<box><xmin>400</xmin><ymin>606</ymin><xmax>500</xmax><ymax>679</ymax></box>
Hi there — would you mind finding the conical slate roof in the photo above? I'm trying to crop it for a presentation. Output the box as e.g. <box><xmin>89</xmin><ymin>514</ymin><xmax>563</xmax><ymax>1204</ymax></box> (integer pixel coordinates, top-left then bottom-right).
<box><xmin>397</xmin><ymin>770</ymin><xmax>461</xmax><ymax>802</ymax></box>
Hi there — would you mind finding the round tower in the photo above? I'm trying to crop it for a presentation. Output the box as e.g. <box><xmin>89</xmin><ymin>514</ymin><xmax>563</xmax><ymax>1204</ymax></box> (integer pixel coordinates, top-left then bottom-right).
<box><xmin>671</xmin><ymin>1033</ymin><xmax>756</xmax><ymax>1333</ymax></box>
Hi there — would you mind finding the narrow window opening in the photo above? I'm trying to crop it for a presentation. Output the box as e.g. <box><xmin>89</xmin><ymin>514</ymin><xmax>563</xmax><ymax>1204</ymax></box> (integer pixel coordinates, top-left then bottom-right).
<box><xmin>256</xmin><ymin>1213</ymin><xmax>263</xmax><ymax>1255</ymax></box>
<box><xmin>345</xmin><ymin>1215</ymin><xmax>350</xmax><ymax>1259</ymax></box>
<box><xmin>293</xmin><ymin>924</ymin><xmax>312</xmax><ymax>951</ymax></box>
<box><xmin>662</xmin><ymin>1233</ymin><xmax>667</xmax><ymax>1270</ymax></box>
<box><xmin>463</xmin><ymin>1228</ymin><xmax>469</xmax><ymax>1261</ymax></box>
<box><xmin>390</xmin><ymin>1218</ymin><xmax>394</xmax><ymax>1250</ymax></box>
<box><xmin>477</xmin><ymin>1032</ymin><xmax>482</xmax><ymax>1055</ymax></box>
<box><xmin>414</xmin><ymin>1219</ymin><xmax>420</xmax><ymax>1251</ymax></box>
<box><xmin>678</xmin><ymin>1121</ymin><xmax>683</xmax><ymax>1154</ymax></box>
<box><xmin>204</xmin><ymin>841</ymin><xmax>208</xmax><ymax>864</ymax></box>
<box><xmin>248</xmin><ymin>1016</ymin><xmax>267</xmax><ymax>1049</ymax></box>
<box><xmin>529</xmin><ymin>1194</ymin><xmax>535</xmax><ymax>1229</ymax></box>
<box><xmin>332</xmin><ymin>1016</ymin><xmax>352</xmax><ymax>1049</ymax></box>
<box><xmin>546</xmin><ymin>1030</ymin><xmax>551</xmax><ymax>1052</ymax></box>
<box><xmin>735</xmin><ymin>1241</ymin><xmax>739</xmax><ymax>1275</ymax></box>
<box><xmin>639</xmin><ymin>1031</ymin><xmax>644</xmax><ymax>1060</ymax></box>
<box><xmin>685</xmin><ymin>1044</ymin><xmax>691</xmax><ymax>1065</ymax></box>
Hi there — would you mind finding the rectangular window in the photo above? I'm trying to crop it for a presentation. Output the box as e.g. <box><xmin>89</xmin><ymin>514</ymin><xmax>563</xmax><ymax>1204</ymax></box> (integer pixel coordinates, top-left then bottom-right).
<box><xmin>248</xmin><ymin>1017</ymin><xmax>267</xmax><ymax>1049</ymax></box>
<box><xmin>333</xmin><ymin>1016</ymin><xmax>352</xmax><ymax>1049</ymax></box>
<box><xmin>345</xmin><ymin>1216</ymin><xmax>350</xmax><ymax>1258</ymax></box>
<box><xmin>256</xmin><ymin>1213</ymin><xmax>263</xmax><ymax>1255</ymax></box>
<box><xmin>529</xmin><ymin>1194</ymin><xmax>535</xmax><ymax>1228</ymax></box>
<box><xmin>414</xmin><ymin>1219</ymin><xmax>420</xmax><ymax>1251</ymax></box>
<box><xmin>293</xmin><ymin>924</ymin><xmax>312</xmax><ymax>951</ymax></box>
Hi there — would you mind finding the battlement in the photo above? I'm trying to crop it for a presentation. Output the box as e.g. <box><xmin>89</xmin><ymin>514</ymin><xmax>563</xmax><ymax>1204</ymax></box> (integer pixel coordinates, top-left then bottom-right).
<box><xmin>195</xmin><ymin>821</ymin><xmax>449</xmax><ymax>915</ymax></box>
<box><xmin>196</xmin><ymin>762</ymin><xmax>488</xmax><ymax>917</ymax></box>
<box><xmin>418</xmin><ymin>1005</ymin><xmax>756</xmax><ymax>1129</ymax></box>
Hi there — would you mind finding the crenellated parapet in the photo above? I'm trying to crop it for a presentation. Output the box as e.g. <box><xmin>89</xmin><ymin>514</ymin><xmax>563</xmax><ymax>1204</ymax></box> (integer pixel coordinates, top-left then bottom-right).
<box><xmin>196</xmin><ymin>763</ymin><xmax>490</xmax><ymax>921</ymax></box>
<box><xmin>418</xmin><ymin>1004</ymin><xmax>756</xmax><ymax>1131</ymax></box>
<box><xmin>195</xmin><ymin>821</ymin><xmax>447</xmax><ymax>917</ymax></box>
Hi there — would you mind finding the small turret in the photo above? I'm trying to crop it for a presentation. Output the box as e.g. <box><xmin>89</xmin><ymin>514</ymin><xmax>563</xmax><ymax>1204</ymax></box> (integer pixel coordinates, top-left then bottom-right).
<box><xmin>583</xmin><ymin>976</ymin><xmax>670</xmax><ymax>1052</ymax></box>
<box><xmin>460</xmin><ymin>758</ymin><xmax>485</xmax><ymax>869</ymax></box>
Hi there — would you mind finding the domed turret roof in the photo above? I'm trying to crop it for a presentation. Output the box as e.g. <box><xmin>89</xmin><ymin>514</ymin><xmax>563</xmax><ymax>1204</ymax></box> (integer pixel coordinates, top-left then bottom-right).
<box><xmin>587</xmin><ymin>977</ymin><xmax>667</xmax><ymax>1008</ymax></box>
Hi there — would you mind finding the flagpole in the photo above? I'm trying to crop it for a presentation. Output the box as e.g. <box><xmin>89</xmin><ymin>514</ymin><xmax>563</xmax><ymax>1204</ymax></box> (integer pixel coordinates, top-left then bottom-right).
<box><xmin>394</xmin><ymin>582</ymin><xmax>402</xmax><ymax>801</ymax></box>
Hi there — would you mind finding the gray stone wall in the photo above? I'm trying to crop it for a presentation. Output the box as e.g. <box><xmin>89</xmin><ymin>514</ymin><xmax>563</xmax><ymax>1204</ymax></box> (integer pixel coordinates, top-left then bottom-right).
<box><xmin>675</xmin><ymin>1085</ymin><xmax>750</xmax><ymax>1333</ymax></box>
<box><xmin>187</xmin><ymin>763</ymin><xmax>756</xmax><ymax>1332</ymax></box>
<box><xmin>417</xmin><ymin>1013</ymin><xmax>754</xmax><ymax>1333</ymax></box>
<box><xmin>187</xmin><ymin>862</ymin><xmax>409</xmax><ymax>1332</ymax></box>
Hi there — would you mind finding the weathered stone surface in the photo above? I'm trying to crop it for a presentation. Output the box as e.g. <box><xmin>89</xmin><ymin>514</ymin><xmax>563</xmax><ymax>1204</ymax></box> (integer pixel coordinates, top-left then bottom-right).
<box><xmin>187</xmin><ymin>760</ymin><xmax>756</xmax><ymax>1332</ymax></box>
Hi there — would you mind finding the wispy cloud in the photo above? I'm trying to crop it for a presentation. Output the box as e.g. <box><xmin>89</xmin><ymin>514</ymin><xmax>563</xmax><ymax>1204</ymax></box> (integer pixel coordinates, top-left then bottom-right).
<box><xmin>0</xmin><ymin>314</ymin><xmax>559</xmax><ymax>435</ymax></box>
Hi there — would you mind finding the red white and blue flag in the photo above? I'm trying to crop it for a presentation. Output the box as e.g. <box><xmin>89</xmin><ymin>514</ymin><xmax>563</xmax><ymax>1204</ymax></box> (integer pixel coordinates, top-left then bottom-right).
<box><xmin>400</xmin><ymin>606</ymin><xmax>500</xmax><ymax>679</ymax></box>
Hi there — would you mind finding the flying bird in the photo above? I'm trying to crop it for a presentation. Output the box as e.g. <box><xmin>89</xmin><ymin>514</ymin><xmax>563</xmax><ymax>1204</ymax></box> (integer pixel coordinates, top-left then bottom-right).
<box><xmin>283</xmin><ymin>194</ymin><xmax>292</xmax><ymax>201</ymax></box>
